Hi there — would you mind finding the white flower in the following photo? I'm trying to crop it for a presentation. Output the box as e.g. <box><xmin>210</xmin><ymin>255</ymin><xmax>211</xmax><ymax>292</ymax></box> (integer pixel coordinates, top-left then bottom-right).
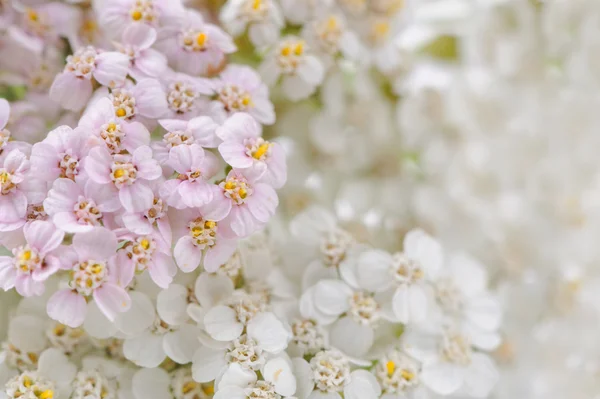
<box><xmin>356</xmin><ymin>229</ymin><xmax>443</xmax><ymax>324</ymax></box>
<box><xmin>132</xmin><ymin>366</ymin><xmax>214</xmax><ymax>399</ymax></box>
<box><xmin>259</xmin><ymin>36</ymin><xmax>325</xmax><ymax>101</ymax></box>
<box><xmin>293</xmin><ymin>350</ymin><xmax>381</xmax><ymax>399</ymax></box>
<box><xmin>220</xmin><ymin>0</ymin><xmax>284</xmax><ymax>47</ymax></box>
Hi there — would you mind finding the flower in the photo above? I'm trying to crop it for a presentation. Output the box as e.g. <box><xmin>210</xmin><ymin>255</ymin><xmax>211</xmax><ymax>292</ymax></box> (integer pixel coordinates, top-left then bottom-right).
<box><xmin>84</xmin><ymin>145</ymin><xmax>162</xmax><ymax>212</ymax></box>
<box><xmin>0</xmin><ymin>149</ymin><xmax>45</xmax><ymax>232</ymax></box>
<box><xmin>0</xmin><ymin>99</ymin><xmax>31</xmax><ymax>159</ymax></box>
<box><xmin>153</xmin><ymin>117</ymin><xmax>220</xmax><ymax>165</ymax></box>
<box><xmin>160</xmin><ymin>143</ymin><xmax>220</xmax><ymax>209</ymax></box>
<box><xmin>156</xmin><ymin>10</ymin><xmax>237</xmax><ymax>76</ymax></box>
<box><xmin>220</xmin><ymin>0</ymin><xmax>284</xmax><ymax>48</ymax></box>
<box><xmin>201</xmin><ymin>168</ymin><xmax>279</xmax><ymax>238</ymax></box>
<box><xmin>210</xmin><ymin>64</ymin><xmax>275</xmax><ymax>125</ymax></box>
<box><xmin>46</xmin><ymin>227</ymin><xmax>131</xmax><ymax>327</ymax></box>
<box><xmin>259</xmin><ymin>36</ymin><xmax>325</xmax><ymax>101</ymax></box>
<box><xmin>355</xmin><ymin>229</ymin><xmax>443</xmax><ymax>324</ymax></box>
<box><xmin>115</xmin><ymin>23</ymin><xmax>168</xmax><ymax>80</ymax></box>
<box><xmin>0</xmin><ymin>221</ymin><xmax>64</xmax><ymax>297</ymax></box>
<box><xmin>49</xmin><ymin>46</ymin><xmax>129</xmax><ymax>111</ymax></box>
<box><xmin>217</xmin><ymin>112</ymin><xmax>287</xmax><ymax>188</ymax></box>
<box><xmin>30</xmin><ymin>126</ymin><xmax>89</xmax><ymax>182</ymax></box>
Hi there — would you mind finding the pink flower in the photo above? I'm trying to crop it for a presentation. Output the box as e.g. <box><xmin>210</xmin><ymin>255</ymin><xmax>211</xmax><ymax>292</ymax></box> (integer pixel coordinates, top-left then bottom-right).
<box><xmin>44</xmin><ymin>178</ymin><xmax>121</xmax><ymax>233</ymax></box>
<box><xmin>96</xmin><ymin>0</ymin><xmax>185</xmax><ymax>39</ymax></box>
<box><xmin>121</xmin><ymin>179</ymin><xmax>172</xmax><ymax>245</ymax></box>
<box><xmin>156</xmin><ymin>10</ymin><xmax>236</xmax><ymax>76</ymax></box>
<box><xmin>79</xmin><ymin>97</ymin><xmax>150</xmax><ymax>154</ymax></box>
<box><xmin>46</xmin><ymin>227</ymin><xmax>131</xmax><ymax>327</ymax></box>
<box><xmin>211</xmin><ymin>64</ymin><xmax>275</xmax><ymax>125</ymax></box>
<box><xmin>115</xmin><ymin>24</ymin><xmax>168</xmax><ymax>80</ymax></box>
<box><xmin>160</xmin><ymin>144</ymin><xmax>220</xmax><ymax>209</ymax></box>
<box><xmin>153</xmin><ymin>117</ymin><xmax>220</xmax><ymax>164</ymax></box>
<box><xmin>217</xmin><ymin>113</ymin><xmax>287</xmax><ymax>188</ymax></box>
<box><xmin>0</xmin><ymin>220</ymin><xmax>64</xmax><ymax>296</ymax></box>
<box><xmin>0</xmin><ymin>149</ymin><xmax>46</xmax><ymax>231</ymax></box>
<box><xmin>161</xmin><ymin>71</ymin><xmax>213</xmax><ymax>119</ymax></box>
<box><xmin>0</xmin><ymin>99</ymin><xmax>31</xmax><ymax>159</ymax></box>
<box><xmin>106</xmin><ymin>78</ymin><xmax>169</xmax><ymax>127</ymax></box>
<box><xmin>30</xmin><ymin>125</ymin><xmax>89</xmax><ymax>181</ymax></box>
<box><xmin>50</xmin><ymin>46</ymin><xmax>130</xmax><ymax>111</ymax></box>
<box><xmin>84</xmin><ymin>145</ymin><xmax>162</xmax><ymax>212</ymax></box>
<box><xmin>171</xmin><ymin>208</ymin><xmax>237</xmax><ymax>272</ymax></box>
<box><xmin>115</xmin><ymin>229</ymin><xmax>176</xmax><ymax>288</ymax></box>
<box><xmin>201</xmin><ymin>168</ymin><xmax>279</xmax><ymax>238</ymax></box>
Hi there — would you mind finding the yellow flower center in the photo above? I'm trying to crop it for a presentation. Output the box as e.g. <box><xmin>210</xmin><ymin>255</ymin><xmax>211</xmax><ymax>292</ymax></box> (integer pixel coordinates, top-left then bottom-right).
<box><xmin>196</xmin><ymin>32</ymin><xmax>207</xmax><ymax>47</ymax></box>
<box><xmin>401</xmin><ymin>369</ymin><xmax>415</xmax><ymax>381</ymax></box>
<box><xmin>140</xmin><ymin>238</ymin><xmax>150</xmax><ymax>250</ymax></box>
<box><xmin>131</xmin><ymin>10</ymin><xmax>143</xmax><ymax>21</ymax></box>
<box><xmin>113</xmin><ymin>169</ymin><xmax>125</xmax><ymax>179</ymax></box>
<box><xmin>252</xmin><ymin>143</ymin><xmax>270</xmax><ymax>160</ymax></box>
<box><xmin>386</xmin><ymin>360</ymin><xmax>395</xmax><ymax>375</ymax></box>
<box><xmin>116</xmin><ymin>108</ymin><xmax>127</xmax><ymax>117</ymax></box>
<box><xmin>38</xmin><ymin>390</ymin><xmax>54</xmax><ymax>399</ymax></box>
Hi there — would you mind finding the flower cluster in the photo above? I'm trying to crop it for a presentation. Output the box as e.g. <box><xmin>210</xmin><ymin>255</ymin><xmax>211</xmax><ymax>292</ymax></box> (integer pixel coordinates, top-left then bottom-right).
<box><xmin>0</xmin><ymin>0</ymin><xmax>521</xmax><ymax>399</ymax></box>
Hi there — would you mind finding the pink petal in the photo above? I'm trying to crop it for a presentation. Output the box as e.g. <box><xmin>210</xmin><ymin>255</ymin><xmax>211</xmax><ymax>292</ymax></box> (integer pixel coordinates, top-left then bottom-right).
<box><xmin>174</xmin><ymin>236</ymin><xmax>202</xmax><ymax>272</ymax></box>
<box><xmin>0</xmin><ymin>191</ymin><xmax>27</xmax><ymax>225</ymax></box>
<box><xmin>31</xmin><ymin>255</ymin><xmax>61</xmax><ymax>282</ymax></box>
<box><xmin>85</xmin><ymin>180</ymin><xmax>121</xmax><ymax>212</ymax></box>
<box><xmin>93</xmin><ymin>283</ymin><xmax>132</xmax><ymax>321</ymax></box>
<box><xmin>49</xmin><ymin>72</ymin><xmax>92</xmax><ymax>111</ymax></box>
<box><xmin>94</xmin><ymin>52</ymin><xmax>130</xmax><ymax>87</ymax></box>
<box><xmin>226</xmin><ymin>205</ymin><xmax>259</xmax><ymax>238</ymax></box>
<box><xmin>73</xmin><ymin>227</ymin><xmax>118</xmax><ymax>261</ymax></box>
<box><xmin>133</xmin><ymin>79</ymin><xmax>168</xmax><ymax>118</ymax></box>
<box><xmin>84</xmin><ymin>147</ymin><xmax>113</xmax><ymax>184</ymax></box>
<box><xmin>122</xmin><ymin>212</ymin><xmax>153</xmax><ymax>235</ymax></box>
<box><xmin>43</xmin><ymin>178</ymin><xmax>79</xmax><ymax>215</ymax></box>
<box><xmin>23</xmin><ymin>220</ymin><xmax>64</xmax><ymax>254</ymax></box>
<box><xmin>122</xmin><ymin>23</ymin><xmax>157</xmax><ymax>49</ymax></box>
<box><xmin>53</xmin><ymin>212</ymin><xmax>93</xmax><ymax>233</ymax></box>
<box><xmin>120</xmin><ymin>182</ymin><xmax>154</xmax><ymax>212</ymax></box>
<box><xmin>167</xmin><ymin>143</ymin><xmax>194</xmax><ymax>173</ymax></box>
<box><xmin>244</xmin><ymin>183</ymin><xmax>278</xmax><ymax>224</ymax></box>
<box><xmin>133</xmin><ymin>146</ymin><xmax>162</xmax><ymax>180</ymax></box>
<box><xmin>204</xmin><ymin>238</ymin><xmax>237</xmax><ymax>272</ymax></box>
<box><xmin>160</xmin><ymin>179</ymin><xmax>187</xmax><ymax>209</ymax></box>
<box><xmin>262</xmin><ymin>143</ymin><xmax>287</xmax><ymax>189</ymax></box>
<box><xmin>219</xmin><ymin>141</ymin><xmax>253</xmax><ymax>168</ymax></box>
<box><xmin>199</xmin><ymin>186</ymin><xmax>231</xmax><ymax>221</ymax></box>
<box><xmin>134</xmin><ymin>49</ymin><xmax>168</xmax><ymax>78</ymax></box>
<box><xmin>0</xmin><ymin>98</ymin><xmax>9</xmax><ymax>130</ymax></box>
<box><xmin>179</xmin><ymin>180</ymin><xmax>213</xmax><ymax>208</ymax></box>
<box><xmin>188</xmin><ymin>116</ymin><xmax>220</xmax><ymax>148</ymax></box>
<box><xmin>0</xmin><ymin>257</ymin><xmax>17</xmax><ymax>290</ymax></box>
<box><xmin>216</xmin><ymin>112</ymin><xmax>261</xmax><ymax>141</ymax></box>
<box><xmin>122</xmin><ymin>121</ymin><xmax>151</xmax><ymax>152</ymax></box>
<box><xmin>148</xmin><ymin>252</ymin><xmax>177</xmax><ymax>288</ymax></box>
<box><xmin>78</xmin><ymin>97</ymin><xmax>115</xmax><ymax>131</ymax></box>
<box><xmin>47</xmin><ymin>289</ymin><xmax>87</xmax><ymax>327</ymax></box>
<box><xmin>158</xmin><ymin>119</ymin><xmax>188</xmax><ymax>132</ymax></box>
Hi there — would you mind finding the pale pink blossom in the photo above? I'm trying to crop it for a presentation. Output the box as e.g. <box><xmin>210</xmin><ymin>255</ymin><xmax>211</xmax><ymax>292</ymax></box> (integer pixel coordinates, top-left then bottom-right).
<box><xmin>115</xmin><ymin>229</ymin><xmax>176</xmax><ymax>288</ymax></box>
<box><xmin>30</xmin><ymin>125</ymin><xmax>89</xmax><ymax>181</ymax></box>
<box><xmin>84</xmin><ymin>145</ymin><xmax>162</xmax><ymax>212</ymax></box>
<box><xmin>79</xmin><ymin>97</ymin><xmax>150</xmax><ymax>154</ymax></box>
<box><xmin>156</xmin><ymin>10</ymin><xmax>236</xmax><ymax>76</ymax></box>
<box><xmin>153</xmin><ymin>117</ymin><xmax>220</xmax><ymax>164</ymax></box>
<box><xmin>0</xmin><ymin>99</ymin><xmax>31</xmax><ymax>159</ymax></box>
<box><xmin>0</xmin><ymin>220</ymin><xmax>64</xmax><ymax>296</ymax></box>
<box><xmin>0</xmin><ymin>149</ymin><xmax>46</xmax><ymax>231</ymax></box>
<box><xmin>120</xmin><ymin>178</ymin><xmax>172</xmax><ymax>245</ymax></box>
<box><xmin>46</xmin><ymin>227</ymin><xmax>131</xmax><ymax>327</ymax></box>
<box><xmin>217</xmin><ymin>113</ymin><xmax>286</xmax><ymax>188</ymax></box>
<box><xmin>211</xmin><ymin>64</ymin><xmax>275</xmax><ymax>125</ymax></box>
<box><xmin>171</xmin><ymin>208</ymin><xmax>237</xmax><ymax>272</ymax></box>
<box><xmin>49</xmin><ymin>46</ymin><xmax>130</xmax><ymax>111</ymax></box>
<box><xmin>95</xmin><ymin>0</ymin><xmax>185</xmax><ymax>39</ymax></box>
<box><xmin>115</xmin><ymin>24</ymin><xmax>168</xmax><ymax>80</ymax></box>
<box><xmin>160</xmin><ymin>144</ymin><xmax>220</xmax><ymax>209</ymax></box>
<box><xmin>44</xmin><ymin>178</ymin><xmax>121</xmax><ymax>233</ymax></box>
<box><xmin>161</xmin><ymin>71</ymin><xmax>213</xmax><ymax>119</ymax></box>
<box><xmin>201</xmin><ymin>168</ymin><xmax>279</xmax><ymax>238</ymax></box>
<box><xmin>104</xmin><ymin>78</ymin><xmax>169</xmax><ymax>126</ymax></box>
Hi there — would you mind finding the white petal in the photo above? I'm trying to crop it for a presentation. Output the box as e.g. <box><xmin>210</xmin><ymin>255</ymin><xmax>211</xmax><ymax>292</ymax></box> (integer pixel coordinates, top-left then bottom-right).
<box><xmin>217</xmin><ymin>363</ymin><xmax>256</xmax><ymax>390</ymax></box>
<box><xmin>157</xmin><ymin>284</ymin><xmax>189</xmax><ymax>326</ymax></box>
<box><xmin>329</xmin><ymin>316</ymin><xmax>374</xmax><ymax>358</ymax></box>
<box><xmin>463</xmin><ymin>353</ymin><xmax>499</xmax><ymax>398</ymax></box>
<box><xmin>132</xmin><ymin>368</ymin><xmax>171</xmax><ymax>399</ymax></box>
<box><xmin>313</xmin><ymin>280</ymin><xmax>352</xmax><ymax>316</ymax></box>
<box><xmin>123</xmin><ymin>333</ymin><xmax>166</xmax><ymax>368</ymax></box>
<box><xmin>194</xmin><ymin>273</ymin><xmax>234</xmax><ymax>308</ymax></box>
<box><xmin>403</xmin><ymin>229</ymin><xmax>443</xmax><ymax>278</ymax></box>
<box><xmin>421</xmin><ymin>361</ymin><xmax>463</xmax><ymax>395</ymax></box>
<box><xmin>392</xmin><ymin>284</ymin><xmax>428</xmax><ymax>324</ymax></box>
<box><xmin>38</xmin><ymin>348</ymin><xmax>76</xmax><ymax>387</ymax></box>
<box><xmin>263</xmin><ymin>356</ymin><xmax>296</xmax><ymax>396</ymax></box>
<box><xmin>204</xmin><ymin>305</ymin><xmax>244</xmax><ymax>341</ymax></box>
<box><xmin>292</xmin><ymin>357</ymin><xmax>315</xmax><ymax>399</ymax></box>
<box><xmin>8</xmin><ymin>315</ymin><xmax>46</xmax><ymax>352</ymax></box>
<box><xmin>192</xmin><ymin>346</ymin><xmax>227</xmax><ymax>383</ymax></box>
<box><xmin>83</xmin><ymin>301</ymin><xmax>118</xmax><ymax>339</ymax></box>
<box><xmin>247</xmin><ymin>312</ymin><xmax>291</xmax><ymax>354</ymax></box>
<box><xmin>115</xmin><ymin>291</ymin><xmax>155</xmax><ymax>336</ymax></box>
<box><xmin>356</xmin><ymin>250</ymin><xmax>394</xmax><ymax>292</ymax></box>
<box><xmin>344</xmin><ymin>370</ymin><xmax>381</xmax><ymax>399</ymax></box>
<box><xmin>162</xmin><ymin>325</ymin><xmax>200</xmax><ymax>364</ymax></box>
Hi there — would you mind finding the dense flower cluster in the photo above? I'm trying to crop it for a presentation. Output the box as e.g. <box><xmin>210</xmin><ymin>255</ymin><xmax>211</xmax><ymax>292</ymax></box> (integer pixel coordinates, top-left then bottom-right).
<box><xmin>3</xmin><ymin>0</ymin><xmax>593</xmax><ymax>398</ymax></box>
